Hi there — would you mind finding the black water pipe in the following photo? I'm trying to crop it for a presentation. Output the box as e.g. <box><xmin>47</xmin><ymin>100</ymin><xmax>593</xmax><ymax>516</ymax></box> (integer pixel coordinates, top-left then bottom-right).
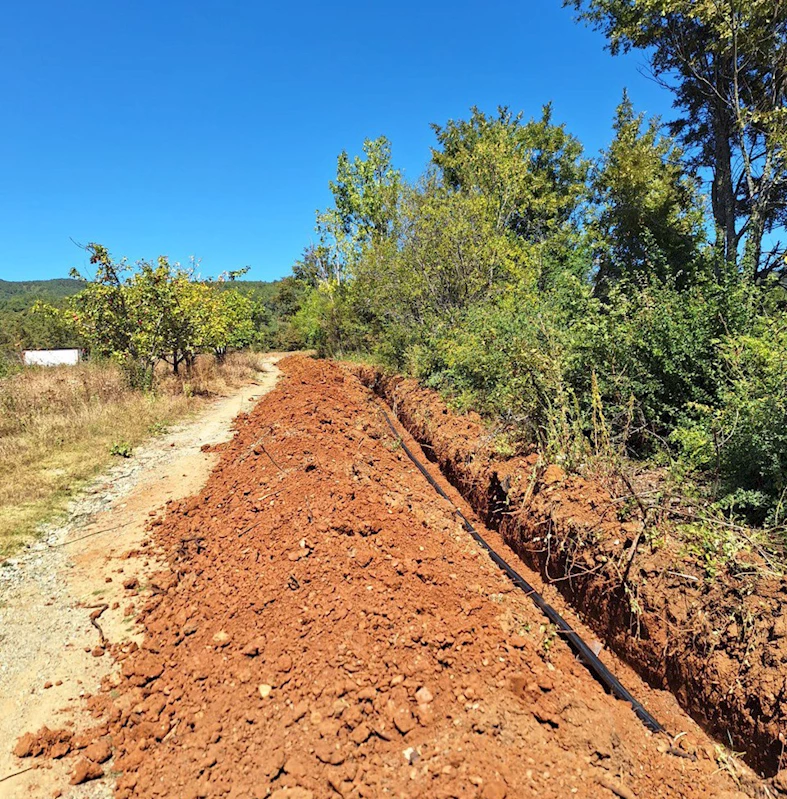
<box><xmin>379</xmin><ymin>407</ymin><xmax>665</xmax><ymax>735</ymax></box>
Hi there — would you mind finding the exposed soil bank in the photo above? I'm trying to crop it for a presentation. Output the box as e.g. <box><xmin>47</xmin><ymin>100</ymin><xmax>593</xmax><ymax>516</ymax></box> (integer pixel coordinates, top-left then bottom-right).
<box><xmin>354</xmin><ymin>364</ymin><xmax>787</xmax><ymax>780</ymax></box>
<box><xmin>11</xmin><ymin>355</ymin><xmax>757</xmax><ymax>798</ymax></box>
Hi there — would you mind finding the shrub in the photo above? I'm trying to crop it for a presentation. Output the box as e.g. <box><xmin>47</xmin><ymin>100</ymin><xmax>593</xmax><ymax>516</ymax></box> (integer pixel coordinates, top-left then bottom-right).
<box><xmin>110</xmin><ymin>440</ymin><xmax>133</xmax><ymax>458</ymax></box>
<box><xmin>673</xmin><ymin>314</ymin><xmax>787</xmax><ymax>525</ymax></box>
<box><xmin>384</xmin><ymin>275</ymin><xmax>593</xmax><ymax>463</ymax></box>
<box><xmin>567</xmin><ymin>275</ymin><xmax>752</xmax><ymax>452</ymax></box>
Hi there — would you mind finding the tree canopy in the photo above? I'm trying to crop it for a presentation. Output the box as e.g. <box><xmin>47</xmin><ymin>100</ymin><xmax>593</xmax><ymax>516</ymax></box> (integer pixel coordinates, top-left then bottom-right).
<box><xmin>567</xmin><ymin>0</ymin><xmax>787</xmax><ymax>279</ymax></box>
<box><xmin>38</xmin><ymin>244</ymin><xmax>257</xmax><ymax>386</ymax></box>
<box><xmin>292</xmin><ymin>12</ymin><xmax>787</xmax><ymax>525</ymax></box>
<box><xmin>591</xmin><ymin>91</ymin><xmax>706</xmax><ymax>287</ymax></box>
<box><xmin>431</xmin><ymin>105</ymin><xmax>589</xmax><ymax>246</ymax></box>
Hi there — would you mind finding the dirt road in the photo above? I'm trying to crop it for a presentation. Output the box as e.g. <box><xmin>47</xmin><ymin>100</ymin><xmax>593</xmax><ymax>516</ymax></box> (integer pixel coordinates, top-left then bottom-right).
<box><xmin>1</xmin><ymin>356</ymin><xmax>766</xmax><ymax>798</ymax></box>
<box><xmin>0</xmin><ymin>358</ymin><xmax>281</xmax><ymax>798</ymax></box>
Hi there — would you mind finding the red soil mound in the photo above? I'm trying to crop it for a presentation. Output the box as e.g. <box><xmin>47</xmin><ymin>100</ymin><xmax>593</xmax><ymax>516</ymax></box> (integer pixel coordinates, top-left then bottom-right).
<box><xmin>13</xmin><ymin>727</ymin><xmax>73</xmax><ymax>760</ymax></box>
<box><xmin>16</xmin><ymin>356</ymin><xmax>757</xmax><ymax>798</ymax></box>
<box><xmin>12</xmin><ymin>725</ymin><xmax>113</xmax><ymax>785</ymax></box>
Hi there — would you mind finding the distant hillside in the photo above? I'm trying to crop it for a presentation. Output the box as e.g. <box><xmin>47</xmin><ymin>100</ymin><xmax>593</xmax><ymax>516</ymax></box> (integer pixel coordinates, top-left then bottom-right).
<box><xmin>0</xmin><ymin>277</ymin><xmax>287</xmax><ymax>304</ymax></box>
<box><xmin>216</xmin><ymin>279</ymin><xmax>280</xmax><ymax>296</ymax></box>
<box><xmin>0</xmin><ymin>278</ymin><xmax>84</xmax><ymax>302</ymax></box>
<box><xmin>0</xmin><ymin>276</ymin><xmax>304</xmax><ymax>355</ymax></box>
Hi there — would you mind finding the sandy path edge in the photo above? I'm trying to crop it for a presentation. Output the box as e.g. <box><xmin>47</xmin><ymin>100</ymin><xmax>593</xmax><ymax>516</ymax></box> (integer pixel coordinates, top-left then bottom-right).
<box><xmin>0</xmin><ymin>356</ymin><xmax>281</xmax><ymax>799</ymax></box>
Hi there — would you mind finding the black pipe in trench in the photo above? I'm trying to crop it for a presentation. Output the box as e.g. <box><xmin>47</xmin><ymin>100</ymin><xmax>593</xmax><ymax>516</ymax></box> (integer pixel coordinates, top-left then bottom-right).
<box><xmin>379</xmin><ymin>407</ymin><xmax>665</xmax><ymax>736</ymax></box>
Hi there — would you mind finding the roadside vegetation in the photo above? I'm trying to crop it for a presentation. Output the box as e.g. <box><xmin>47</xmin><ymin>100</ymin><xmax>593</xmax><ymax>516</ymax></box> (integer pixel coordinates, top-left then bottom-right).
<box><xmin>0</xmin><ymin>258</ymin><xmax>306</xmax><ymax>372</ymax></box>
<box><xmin>0</xmin><ymin>249</ymin><xmax>297</xmax><ymax>556</ymax></box>
<box><xmin>291</xmin><ymin>1</ymin><xmax>787</xmax><ymax>556</ymax></box>
<box><xmin>0</xmin><ymin>351</ymin><xmax>269</xmax><ymax>557</ymax></box>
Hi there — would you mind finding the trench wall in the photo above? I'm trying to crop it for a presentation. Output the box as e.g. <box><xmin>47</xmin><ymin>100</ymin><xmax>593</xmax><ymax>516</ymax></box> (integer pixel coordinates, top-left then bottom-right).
<box><xmin>352</xmin><ymin>364</ymin><xmax>787</xmax><ymax>778</ymax></box>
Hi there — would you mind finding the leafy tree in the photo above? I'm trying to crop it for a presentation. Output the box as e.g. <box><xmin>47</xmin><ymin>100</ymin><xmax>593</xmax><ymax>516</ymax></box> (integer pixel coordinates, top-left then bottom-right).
<box><xmin>567</xmin><ymin>0</ymin><xmax>787</xmax><ymax>278</ymax></box>
<box><xmin>591</xmin><ymin>92</ymin><xmax>707</xmax><ymax>288</ymax></box>
<box><xmin>353</xmin><ymin>178</ymin><xmax>522</xmax><ymax>336</ymax></box>
<box><xmin>301</xmin><ymin>109</ymin><xmax>593</xmax><ymax>359</ymax></box>
<box><xmin>202</xmin><ymin>289</ymin><xmax>255</xmax><ymax>361</ymax></box>
<box><xmin>65</xmin><ymin>244</ymin><xmax>157</xmax><ymax>385</ymax></box>
<box><xmin>133</xmin><ymin>260</ymin><xmax>206</xmax><ymax>376</ymax></box>
<box><xmin>431</xmin><ymin>105</ymin><xmax>589</xmax><ymax>248</ymax></box>
<box><xmin>292</xmin><ymin>280</ymin><xmax>368</xmax><ymax>355</ymax></box>
<box><xmin>267</xmin><ymin>276</ymin><xmax>309</xmax><ymax>318</ymax></box>
<box><xmin>317</xmin><ymin>136</ymin><xmax>402</xmax><ymax>280</ymax></box>
<box><xmin>45</xmin><ymin>244</ymin><xmax>255</xmax><ymax>386</ymax></box>
<box><xmin>292</xmin><ymin>243</ymin><xmax>339</xmax><ymax>287</ymax></box>
<box><xmin>293</xmin><ymin>137</ymin><xmax>403</xmax><ymax>356</ymax></box>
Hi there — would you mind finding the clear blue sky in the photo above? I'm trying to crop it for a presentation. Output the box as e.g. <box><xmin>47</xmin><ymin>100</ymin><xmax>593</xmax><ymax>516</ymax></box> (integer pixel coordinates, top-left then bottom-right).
<box><xmin>0</xmin><ymin>0</ymin><xmax>670</xmax><ymax>282</ymax></box>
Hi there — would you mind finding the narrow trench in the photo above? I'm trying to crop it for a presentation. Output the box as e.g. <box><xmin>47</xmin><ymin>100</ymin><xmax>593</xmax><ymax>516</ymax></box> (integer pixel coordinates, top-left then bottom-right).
<box><xmin>377</xmin><ymin>402</ymin><xmax>666</xmax><ymax>736</ymax></box>
<box><xmin>362</xmin><ymin>373</ymin><xmax>783</xmax><ymax>781</ymax></box>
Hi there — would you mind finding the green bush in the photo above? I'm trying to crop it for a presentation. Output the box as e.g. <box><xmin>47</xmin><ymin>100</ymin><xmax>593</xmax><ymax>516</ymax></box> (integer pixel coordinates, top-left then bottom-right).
<box><xmin>673</xmin><ymin>314</ymin><xmax>787</xmax><ymax>525</ymax></box>
<box><xmin>365</xmin><ymin>267</ymin><xmax>782</xmax><ymax>517</ymax></box>
<box><xmin>109</xmin><ymin>440</ymin><xmax>133</xmax><ymax>458</ymax></box>
<box><xmin>568</xmin><ymin>275</ymin><xmax>754</xmax><ymax>450</ymax></box>
<box><xmin>401</xmin><ymin>283</ymin><xmax>584</xmax><ymax>461</ymax></box>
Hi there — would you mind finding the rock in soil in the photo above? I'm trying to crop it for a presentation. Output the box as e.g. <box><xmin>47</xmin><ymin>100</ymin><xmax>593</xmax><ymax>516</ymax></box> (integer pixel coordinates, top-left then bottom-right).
<box><xmin>70</xmin><ymin>757</ymin><xmax>104</xmax><ymax>784</ymax></box>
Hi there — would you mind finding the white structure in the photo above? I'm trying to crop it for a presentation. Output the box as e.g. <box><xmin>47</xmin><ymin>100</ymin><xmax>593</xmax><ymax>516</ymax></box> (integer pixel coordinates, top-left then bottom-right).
<box><xmin>23</xmin><ymin>349</ymin><xmax>83</xmax><ymax>367</ymax></box>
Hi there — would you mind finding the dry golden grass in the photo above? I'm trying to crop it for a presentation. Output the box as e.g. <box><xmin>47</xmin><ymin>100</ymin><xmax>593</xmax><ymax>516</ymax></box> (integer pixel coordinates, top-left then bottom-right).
<box><xmin>0</xmin><ymin>351</ymin><xmax>268</xmax><ymax>557</ymax></box>
<box><xmin>155</xmin><ymin>350</ymin><xmax>270</xmax><ymax>397</ymax></box>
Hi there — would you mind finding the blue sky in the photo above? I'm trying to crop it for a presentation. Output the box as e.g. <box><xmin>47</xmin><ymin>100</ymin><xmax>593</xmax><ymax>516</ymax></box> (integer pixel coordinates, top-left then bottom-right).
<box><xmin>0</xmin><ymin>0</ymin><xmax>670</xmax><ymax>282</ymax></box>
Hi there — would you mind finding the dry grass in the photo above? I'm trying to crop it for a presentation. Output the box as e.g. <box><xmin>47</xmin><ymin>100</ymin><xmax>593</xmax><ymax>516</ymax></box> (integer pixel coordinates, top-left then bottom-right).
<box><xmin>155</xmin><ymin>351</ymin><xmax>270</xmax><ymax>397</ymax></box>
<box><xmin>0</xmin><ymin>351</ymin><xmax>268</xmax><ymax>557</ymax></box>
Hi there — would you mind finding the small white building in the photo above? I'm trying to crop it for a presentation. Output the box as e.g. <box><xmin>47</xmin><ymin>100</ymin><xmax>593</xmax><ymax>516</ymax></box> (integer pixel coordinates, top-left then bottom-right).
<box><xmin>22</xmin><ymin>349</ymin><xmax>83</xmax><ymax>367</ymax></box>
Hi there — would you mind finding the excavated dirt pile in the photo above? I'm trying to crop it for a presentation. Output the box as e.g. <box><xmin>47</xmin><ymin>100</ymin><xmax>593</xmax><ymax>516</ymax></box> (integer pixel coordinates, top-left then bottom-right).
<box><xmin>14</xmin><ymin>356</ymin><xmax>764</xmax><ymax>797</ymax></box>
<box><xmin>354</xmin><ymin>365</ymin><xmax>787</xmax><ymax>780</ymax></box>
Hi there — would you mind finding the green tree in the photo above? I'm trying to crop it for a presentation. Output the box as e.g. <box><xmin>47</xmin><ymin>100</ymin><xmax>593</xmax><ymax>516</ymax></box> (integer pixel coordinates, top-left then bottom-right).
<box><xmin>302</xmin><ymin>109</ymin><xmax>592</xmax><ymax>359</ymax></box>
<box><xmin>52</xmin><ymin>244</ymin><xmax>254</xmax><ymax>385</ymax></box>
<box><xmin>292</xmin><ymin>243</ymin><xmax>339</xmax><ymax>287</ymax></box>
<box><xmin>202</xmin><ymin>289</ymin><xmax>255</xmax><ymax>361</ymax></box>
<box><xmin>65</xmin><ymin>244</ymin><xmax>160</xmax><ymax>385</ymax></box>
<box><xmin>567</xmin><ymin>0</ymin><xmax>787</xmax><ymax>278</ymax></box>
<box><xmin>318</xmin><ymin>136</ymin><xmax>402</xmax><ymax>280</ymax></box>
<box><xmin>591</xmin><ymin>92</ymin><xmax>706</xmax><ymax>289</ymax></box>
<box><xmin>431</xmin><ymin>105</ymin><xmax>589</xmax><ymax>248</ymax></box>
<box><xmin>139</xmin><ymin>262</ymin><xmax>209</xmax><ymax>376</ymax></box>
<box><xmin>353</xmin><ymin>178</ymin><xmax>522</xmax><ymax>338</ymax></box>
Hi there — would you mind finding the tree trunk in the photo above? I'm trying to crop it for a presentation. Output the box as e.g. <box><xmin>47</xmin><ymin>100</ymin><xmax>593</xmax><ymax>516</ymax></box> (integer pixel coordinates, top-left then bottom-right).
<box><xmin>746</xmin><ymin>210</ymin><xmax>766</xmax><ymax>281</ymax></box>
<box><xmin>710</xmin><ymin>104</ymin><xmax>738</xmax><ymax>271</ymax></box>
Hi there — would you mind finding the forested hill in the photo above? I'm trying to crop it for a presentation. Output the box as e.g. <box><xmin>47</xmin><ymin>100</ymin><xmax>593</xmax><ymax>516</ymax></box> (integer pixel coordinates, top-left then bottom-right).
<box><xmin>0</xmin><ymin>277</ymin><xmax>284</xmax><ymax>303</ymax></box>
<box><xmin>0</xmin><ymin>278</ymin><xmax>84</xmax><ymax>301</ymax></box>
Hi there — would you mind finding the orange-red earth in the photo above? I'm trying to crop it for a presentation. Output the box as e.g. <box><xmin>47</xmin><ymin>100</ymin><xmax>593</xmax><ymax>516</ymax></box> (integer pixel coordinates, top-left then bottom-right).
<box><xmin>12</xmin><ymin>356</ymin><xmax>760</xmax><ymax>799</ymax></box>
